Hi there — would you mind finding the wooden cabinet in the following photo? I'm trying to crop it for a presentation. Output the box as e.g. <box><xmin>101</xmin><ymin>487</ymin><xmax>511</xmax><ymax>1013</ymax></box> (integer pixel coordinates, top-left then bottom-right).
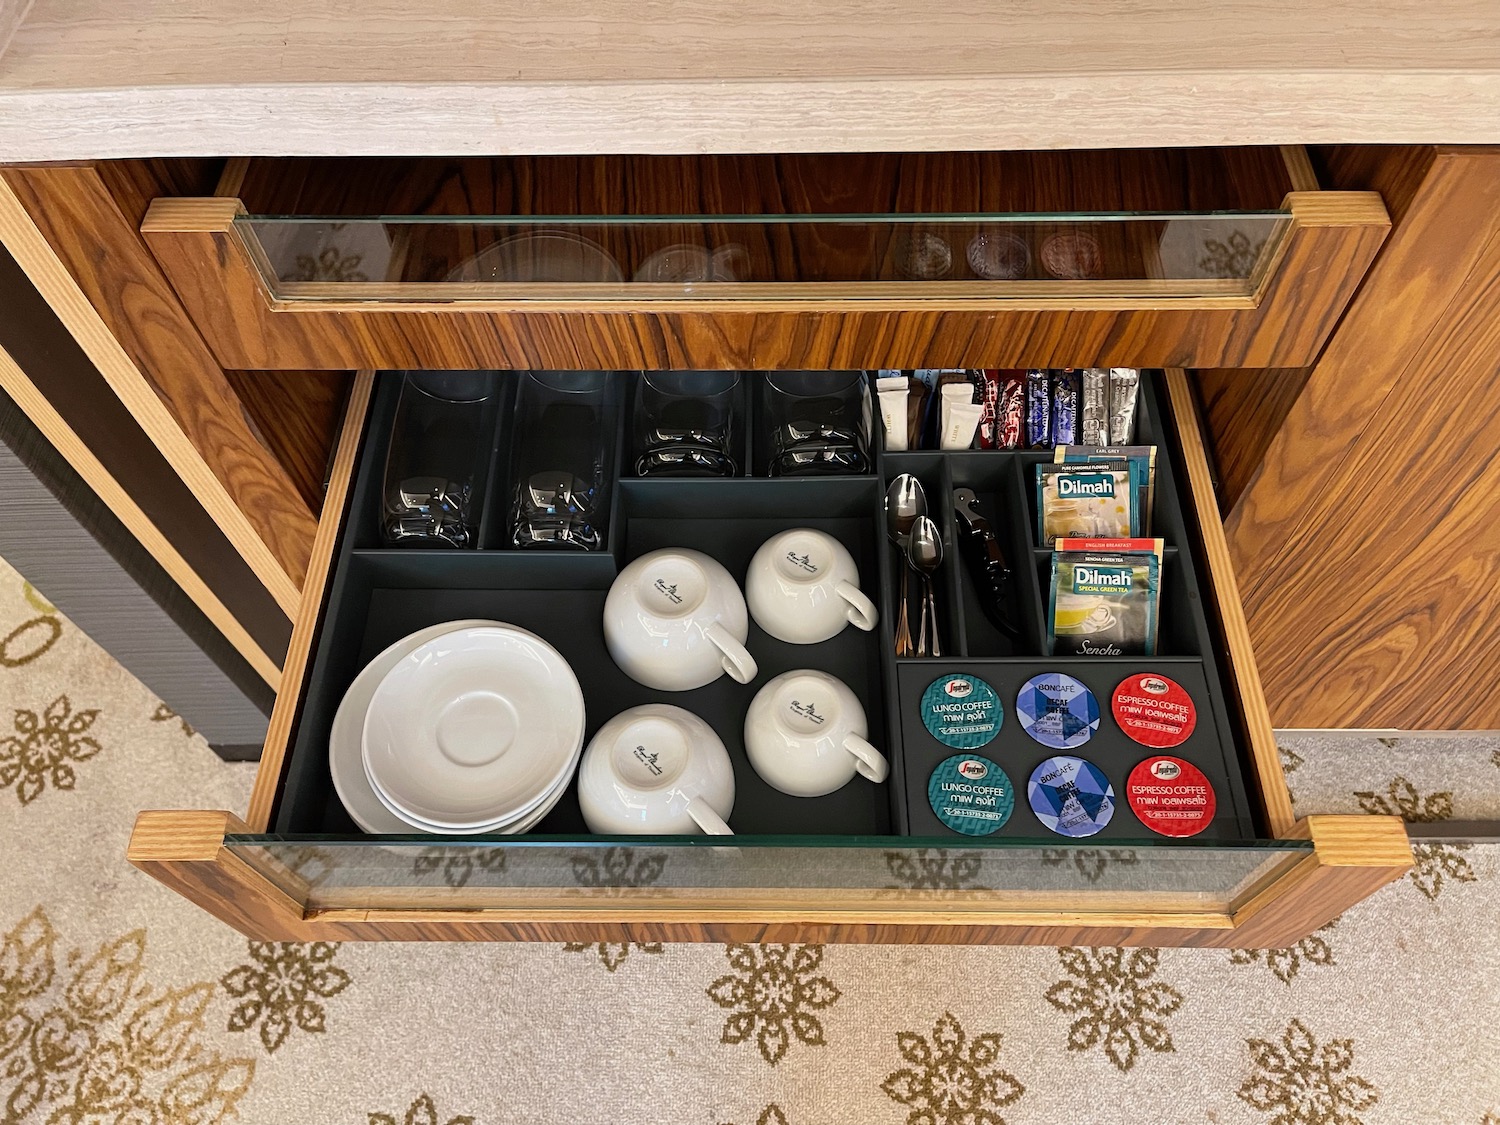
<box><xmin>0</xmin><ymin>145</ymin><xmax>1417</xmax><ymax>945</ymax></box>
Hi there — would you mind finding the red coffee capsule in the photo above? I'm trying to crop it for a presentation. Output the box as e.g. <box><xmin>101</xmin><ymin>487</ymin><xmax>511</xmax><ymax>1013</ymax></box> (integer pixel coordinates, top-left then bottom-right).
<box><xmin>1112</xmin><ymin>673</ymin><xmax>1197</xmax><ymax>748</ymax></box>
<box><xmin>1126</xmin><ymin>756</ymin><xmax>1216</xmax><ymax>837</ymax></box>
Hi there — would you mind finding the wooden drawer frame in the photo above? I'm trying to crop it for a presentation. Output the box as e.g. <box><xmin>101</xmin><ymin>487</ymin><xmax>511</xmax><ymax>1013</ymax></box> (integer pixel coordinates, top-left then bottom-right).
<box><xmin>136</xmin><ymin>149</ymin><xmax>1390</xmax><ymax>373</ymax></box>
<box><xmin>126</xmin><ymin>370</ymin><xmax>1411</xmax><ymax>946</ymax></box>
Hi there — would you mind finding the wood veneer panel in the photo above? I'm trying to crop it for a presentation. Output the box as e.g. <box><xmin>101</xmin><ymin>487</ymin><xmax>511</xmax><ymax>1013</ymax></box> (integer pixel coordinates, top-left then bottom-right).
<box><xmin>0</xmin><ymin>242</ymin><xmax>290</xmax><ymax>677</ymax></box>
<box><xmin>222</xmin><ymin>372</ymin><xmax>352</xmax><ymax>513</ymax></box>
<box><xmin>1227</xmin><ymin>147</ymin><xmax>1500</xmax><ymax>728</ymax></box>
<box><xmin>0</xmin><ymin>164</ymin><xmax>317</xmax><ymax>611</ymax></box>
<box><xmin>1243</xmin><ymin>222</ymin><xmax>1500</xmax><ymax>729</ymax></box>
<box><xmin>143</xmin><ymin>193</ymin><xmax>1387</xmax><ymax>372</ymax></box>
<box><xmin>1194</xmin><ymin>368</ymin><xmax>1311</xmax><ymax>515</ymax></box>
<box><xmin>1227</xmin><ymin>148</ymin><xmax>1500</xmax><ymax>607</ymax></box>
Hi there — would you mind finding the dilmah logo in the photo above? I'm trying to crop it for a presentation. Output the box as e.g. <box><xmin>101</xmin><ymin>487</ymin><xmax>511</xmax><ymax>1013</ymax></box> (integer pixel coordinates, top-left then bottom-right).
<box><xmin>1150</xmin><ymin>759</ymin><xmax>1182</xmax><ymax>781</ymax></box>
<box><xmin>785</xmin><ymin>550</ymin><xmax>819</xmax><ymax>574</ymax></box>
<box><xmin>1141</xmin><ymin>676</ymin><xmax>1170</xmax><ymax>695</ymax></box>
<box><xmin>653</xmin><ymin>578</ymin><xmax>684</xmax><ymax>604</ymax></box>
<box><xmin>633</xmin><ymin>745</ymin><xmax>664</xmax><ymax>776</ymax></box>
<box><xmin>958</xmin><ymin>759</ymin><xmax>989</xmax><ymax>780</ymax></box>
<box><xmin>944</xmin><ymin>679</ymin><xmax>974</xmax><ymax>698</ymax></box>
<box><xmin>788</xmin><ymin>699</ymin><xmax>826</xmax><ymax>725</ymax></box>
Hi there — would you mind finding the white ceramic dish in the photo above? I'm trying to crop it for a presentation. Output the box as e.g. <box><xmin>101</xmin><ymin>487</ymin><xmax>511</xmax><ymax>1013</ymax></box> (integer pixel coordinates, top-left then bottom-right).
<box><xmin>577</xmin><ymin>704</ymin><xmax>735</xmax><ymax>835</ymax></box>
<box><xmin>603</xmin><ymin>547</ymin><xmax>757</xmax><ymax>691</ymax></box>
<box><xmin>362</xmin><ymin>624</ymin><xmax>586</xmax><ymax>829</ymax></box>
<box><xmin>745</xmin><ymin>527</ymin><xmax>878</xmax><ymax>644</ymax></box>
<box><xmin>743</xmin><ymin>669</ymin><xmax>889</xmax><ymax>797</ymax></box>
<box><xmin>331</xmin><ymin>619</ymin><xmax>498</xmax><ymax>833</ymax></box>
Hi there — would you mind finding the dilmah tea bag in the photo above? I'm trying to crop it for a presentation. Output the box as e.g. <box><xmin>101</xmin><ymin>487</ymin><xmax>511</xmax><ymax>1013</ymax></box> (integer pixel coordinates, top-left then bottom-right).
<box><xmin>1054</xmin><ymin>445</ymin><xmax>1157</xmax><ymax>534</ymax></box>
<box><xmin>1035</xmin><ymin>460</ymin><xmax>1136</xmax><ymax>545</ymax></box>
<box><xmin>1049</xmin><ymin>542</ymin><xmax>1162</xmax><ymax>656</ymax></box>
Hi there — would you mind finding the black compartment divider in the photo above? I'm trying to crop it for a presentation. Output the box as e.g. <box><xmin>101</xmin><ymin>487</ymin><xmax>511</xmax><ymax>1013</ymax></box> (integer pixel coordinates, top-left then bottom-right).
<box><xmin>272</xmin><ymin>368</ymin><xmax>1263</xmax><ymax>848</ymax></box>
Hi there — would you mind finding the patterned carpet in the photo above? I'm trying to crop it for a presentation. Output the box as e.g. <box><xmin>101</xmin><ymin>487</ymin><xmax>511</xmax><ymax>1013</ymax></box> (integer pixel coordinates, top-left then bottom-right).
<box><xmin>1</xmin><ymin>555</ymin><xmax>1498</xmax><ymax>1125</ymax></box>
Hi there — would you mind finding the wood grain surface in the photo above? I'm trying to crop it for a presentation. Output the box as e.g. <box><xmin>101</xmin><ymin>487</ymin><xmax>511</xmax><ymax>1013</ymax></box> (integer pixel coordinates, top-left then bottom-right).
<box><xmin>245</xmin><ymin>374</ymin><xmax>371</xmax><ymax>832</ymax></box>
<box><xmin>1227</xmin><ymin>146</ymin><xmax>1500</xmax><ymax>728</ymax></box>
<box><xmin>143</xmin><ymin>191</ymin><xmax>1388</xmax><ymax>371</ymax></box>
<box><xmin>0</xmin><ymin>165</ymin><xmax>317</xmax><ymax>613</ymax></box>
<box><xmin>1194</xmin><ymin>368</ymin><xmax>1312</xmax><ymax>514</ymax></box>
<box><xmin>222</xmin><ymin>372</ymin><xmax>352</xmax><ymax>513</ymax></box>
<box><xmin>4</xmin><ymin>1</ymin><xmax>1500</xmax><ymax>160</ymax></box>
<box><xmin>1163</xmin><ymin>369</ymin><xmax>1295</xmax><ymax>835</ymax></box>
<box><xmin>125</xmin><ymin>811</ymin><xmax>1408</xmax><ymax>947</ymax></box>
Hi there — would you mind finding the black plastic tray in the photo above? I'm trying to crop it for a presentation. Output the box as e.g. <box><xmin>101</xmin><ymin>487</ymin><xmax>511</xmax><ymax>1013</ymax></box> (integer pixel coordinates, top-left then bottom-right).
<box><xmin>272</xmin><ymin>370</ymin><xmax>1263</xmax><ymax>845</ymax></box>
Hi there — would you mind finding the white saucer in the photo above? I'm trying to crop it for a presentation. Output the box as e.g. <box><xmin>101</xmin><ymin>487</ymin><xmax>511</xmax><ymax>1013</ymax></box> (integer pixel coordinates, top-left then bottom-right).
<box><xmin>362</xmin><ymin>625</ymin><xmax>586</xmax><ymax>829</ymax></box>
<box><xmin>330</xmin><ymin>620</ymin><xmax>569</xmax><ymax>835</ymax></box>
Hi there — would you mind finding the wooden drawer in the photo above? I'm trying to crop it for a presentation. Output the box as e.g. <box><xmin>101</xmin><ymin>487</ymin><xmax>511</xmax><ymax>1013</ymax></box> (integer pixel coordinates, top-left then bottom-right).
<box><xmin>127</xmin><ymin>368</ymin><xmax>1410</xmax><ymax>946</ymax></box>
<box><xmin>138</xmin><ymin>149</ymin><xmax>1388</xmax><ymax>372</ymax></box>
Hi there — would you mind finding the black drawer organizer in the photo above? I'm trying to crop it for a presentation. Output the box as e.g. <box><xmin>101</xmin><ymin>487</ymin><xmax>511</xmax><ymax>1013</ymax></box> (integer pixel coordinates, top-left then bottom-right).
<box><xmin>273</xmin><ymin>371</ymin><xmax>1261</xmax><ymax>844</ymax></box>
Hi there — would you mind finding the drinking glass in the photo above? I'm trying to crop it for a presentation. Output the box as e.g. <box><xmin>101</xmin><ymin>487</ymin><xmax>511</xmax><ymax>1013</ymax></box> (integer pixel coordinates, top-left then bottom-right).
<box><xmin>764</xmin><ymin>371</ymin><xmax>872</xmax><ymax>476</ymax></box>
<box><xmin>633</xmin><ymin>371</ymin><xmax>743</xmax><ymax>477</ymax></box>
<box><xmin>380</xmin><ymin>372</ymin><xmax>499</xmax><ymax>548</ymax></box>
<box><xmin>509</xmin><ymin>372</ymin><xmax>616</xmax><ymax>550</ymax></box>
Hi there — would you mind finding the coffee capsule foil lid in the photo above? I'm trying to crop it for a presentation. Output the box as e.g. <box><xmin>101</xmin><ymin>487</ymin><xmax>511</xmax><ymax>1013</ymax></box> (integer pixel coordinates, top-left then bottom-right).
<box><xmin>1028</xmin><ymin>755</ymin><xmax>1115</xmax><ymax>837</ymax></box>
<box><xmin>1112</xmin><ymin>672</ymin><xmax>1197</xmax><ymax>748</ymax></box>
<box><xmin>928</xmin><ymin>754</ymin><xmax>1014</xmax><ymax>835</ymax></box>
<box><xmin>921</xmin><ymin>675</ymin><xmax>1003</xmax><ymax>749</ymax></box>
<box><xmin>1016</xmin><ymin>673</ymin><xmax>1100</xmax><ymax>749</ymax></box>
<box><xmin>1126</xmin><ymin>756</ymin><xmax>1216</xmax><ymax>837</ymax></box>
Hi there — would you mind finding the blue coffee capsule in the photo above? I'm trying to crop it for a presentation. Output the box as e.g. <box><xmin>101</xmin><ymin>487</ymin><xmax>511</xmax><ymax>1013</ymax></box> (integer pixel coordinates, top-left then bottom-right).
<box><xmin>1028</xmin><ymin>755</ymin><xmax>1116</xmax><ymax>837</ymax></box>
<box><xmin>1016</xmin><ymin>672</ymin><xmax>1100</xmax><ymax>749</ymax></box>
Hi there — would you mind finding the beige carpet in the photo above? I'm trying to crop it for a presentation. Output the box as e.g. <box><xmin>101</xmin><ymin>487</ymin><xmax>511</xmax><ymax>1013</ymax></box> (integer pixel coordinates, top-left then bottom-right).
<box><xmin>1</xmin><ymin>555</ymin><xmax>1498</xmax><ymax>1125</ymax></box>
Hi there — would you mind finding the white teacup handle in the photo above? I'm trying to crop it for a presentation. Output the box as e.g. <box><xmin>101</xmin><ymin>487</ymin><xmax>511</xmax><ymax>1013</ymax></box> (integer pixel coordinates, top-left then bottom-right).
<box><xmin>706</xmin><ymin>622</ymin><xmax>758</xmax><ymax>684</ymax></box>
<box><xmin>836</xmin><ymin>580</ymin><xmax>879</xmax><ymax>632</ymax></box>
<box><xmin>842</xmin><ymin>734</ymin><xmax>890</xmax><ymax>784</ymax></box>
<box><xmin>685</xmin><ymin>796</ymin><xmax>734</xmax><ymax>835</ymax></box>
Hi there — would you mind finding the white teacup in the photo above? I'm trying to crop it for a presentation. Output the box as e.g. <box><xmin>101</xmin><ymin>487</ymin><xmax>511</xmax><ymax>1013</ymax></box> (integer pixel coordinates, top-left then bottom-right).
<box><xmin>743</xmin><ymin>670</ymin><xmax>889</xmax><ymax>797</ymax></box>
<box><xmin>604</xmin><ymin>548</ymin><xmax>759</xmax><ymax>691</ymax></box>
<box><xmin>746</xmin><ymin>528</ymin><xmax>879</xmax><ymax>645</ymax></box>
<box><xmin>578</xmin><ymin>704</ymin><xmax>735</xmax><ymax>835</ymax></box>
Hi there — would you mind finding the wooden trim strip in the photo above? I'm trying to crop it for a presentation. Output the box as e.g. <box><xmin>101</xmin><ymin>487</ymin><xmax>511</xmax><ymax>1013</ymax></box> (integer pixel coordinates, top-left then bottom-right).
<box><xmin>245</xmin><ymin>372</ymin><xmax>373</xmax><ymax>831</ymax></box>
<box><xmin>1280</xmin><ymin>145</ymin><xmax>1321</xmax><ymax>193</ymax></box>
<box><xmin>0</xmin><ymin>342</ymin><xmax>282</xmax><ymax>688</ymax></box>
<box><xmin>0</xmin><ymin>169</ymin><xmax>312</xmax><ymax>613</ymax></box>
<box><xmin>1163</xmin><ymin>367</ymin><xmax>1296</xmax><ymax>835</ymax></box>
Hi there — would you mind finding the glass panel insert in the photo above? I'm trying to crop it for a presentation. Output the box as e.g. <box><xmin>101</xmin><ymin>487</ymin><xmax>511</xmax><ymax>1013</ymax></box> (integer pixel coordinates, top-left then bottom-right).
<box><xmin>226</xmin><ymin>835</ymin><xmax>1310</xmax><ymax>915</ymax></box>
<box><xmin>237</xmin><ymin>212</ymin><xmax>1292</xmax><ymax>301</ymax></box>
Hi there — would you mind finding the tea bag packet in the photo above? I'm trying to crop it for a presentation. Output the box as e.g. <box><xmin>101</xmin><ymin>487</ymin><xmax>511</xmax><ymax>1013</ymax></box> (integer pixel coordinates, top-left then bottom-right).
<box><xmin>1049</xmin><ymin>543</ymin><xmax>1162</xmax><ymax>656</ymax></box>
<box><xmin>1035</xmin><ymin>459</ymin><xmax>1136</xmax><ymax>545</ymax></box>
<box><xmin>1055</xmin><ymin>445</ymin><xmax>1157</xmax><ymax>534</ymax></box>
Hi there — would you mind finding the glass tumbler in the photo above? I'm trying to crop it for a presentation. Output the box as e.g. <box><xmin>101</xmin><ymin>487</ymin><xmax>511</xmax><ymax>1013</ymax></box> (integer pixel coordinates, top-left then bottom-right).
<box><xmin>380</xmin><ymin>372</ymin><xmax>500</xmax><ymax>548</ymax></box>
<box><xmin>764</xmin><ymin>371</ymin><xmax>872</xmax><ymax>476</ymax></box>
<box><xmin>633</xmin><ymin>371</ymin><xmax>743</xmax><ymax>477</ymax></box>
<box><xmin>509</xmin><ymin>372</ymin><xmax>616</xmax><ymax>550</ymax></box>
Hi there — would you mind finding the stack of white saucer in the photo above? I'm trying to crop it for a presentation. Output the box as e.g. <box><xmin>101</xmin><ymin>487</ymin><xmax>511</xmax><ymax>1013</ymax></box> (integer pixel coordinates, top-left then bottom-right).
<box><xmin>330</xmin><ymin>620</ymin><xmax>585</xmax><ymax>834</ymax></box>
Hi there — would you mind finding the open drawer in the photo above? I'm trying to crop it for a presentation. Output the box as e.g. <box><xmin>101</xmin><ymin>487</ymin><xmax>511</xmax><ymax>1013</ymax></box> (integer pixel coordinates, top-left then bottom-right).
<box><xmin>139</xmin><ymin>149</ymin><xmax>1388</xmax><ymax>373</ymax></box>
<box><xmin>127</xmin><ymin>368</ymin><xmax>1410</xmax><ymax>945</ymax></box>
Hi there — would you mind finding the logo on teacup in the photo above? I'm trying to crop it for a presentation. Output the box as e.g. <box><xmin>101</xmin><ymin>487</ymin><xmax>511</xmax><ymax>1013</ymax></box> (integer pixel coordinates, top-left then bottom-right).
<box><xmin>787</xmin><ymin>699</ymin><xmax>826</xmax><ymax>725</ymax></box>
<box><xmin>633</xmin><ymin>745</ymin><xmax>664</xmax><ymax>776</ymax></box>
<box><xmin>958</xmin><ymin>759</ymin><xmax>989</xmax><ymax>780</ymax></box>
<box><xmin>784</xmin><ymin>550</ymin><xmax>819</xmax><ymax>574</ymax></box>
<box><xmin>653</xmin><ymin>578</ymin><xmax>684</xmax><ymax>605</ymax></box>
<box><xmin>944</xmin><ymin>679</ymin><xmax>973</xmax><ymax>698</ymax></box>
<box><xmin>1150</xmin><ymin>759</ymin><xmax>1182</xmax><ymax>781</ymax></box>
<box><xmin>1141</xmin><ymin>676</ymin><xmax>1170</xmax><ymax>696</ymax></box>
